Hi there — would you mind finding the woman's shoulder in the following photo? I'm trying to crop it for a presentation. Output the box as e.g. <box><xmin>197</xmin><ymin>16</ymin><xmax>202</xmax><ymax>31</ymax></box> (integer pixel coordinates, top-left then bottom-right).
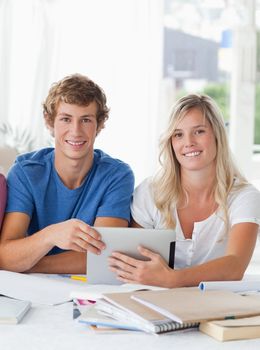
<box><xmin>131</xmin><ymin>177</ymin><xmax>161</xmax><ymax>228</ymax></box>
<box><xmin>228</xmin><ymin>181</ymin><xmax>260</xmax><ymax>205</ymax></box>
<box><xmin>134</xmin><ymin>176</ymin><xmax>153</xmax><ymax>194</ymax></box>
<box><xmin>133</xmin><ymin>177</ymin><xmax>157</xmax><ymax>207</ymax></box>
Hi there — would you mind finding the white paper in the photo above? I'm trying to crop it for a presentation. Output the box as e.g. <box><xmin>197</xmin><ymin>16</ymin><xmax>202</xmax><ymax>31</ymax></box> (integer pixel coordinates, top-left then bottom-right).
<box><xmin>198</xmin><ymin>279</ymin><xmax>260</xmax><ymax>293</ymax></box>
<box><xmin>0</xmin><ymin>271</ymin><xmax>166</xmax><ymax>306</ymax></box>
<box><xmin>70</xmin><ymin>283</ymin><xmax>166</xmax><ymax>301</ymax></box>
<box><xmin>0</xmin><ymin>297</ymin><xmax>31</xmax><ymax>324</ymax></box>
<box><xmin>0</xmin><ymin>271</ymin><xmax>88</xmax><ymax>305</ymax></box>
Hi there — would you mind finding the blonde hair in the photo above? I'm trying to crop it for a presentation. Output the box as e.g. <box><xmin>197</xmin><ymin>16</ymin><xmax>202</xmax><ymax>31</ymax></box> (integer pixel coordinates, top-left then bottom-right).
<box><xmin>152</xmin><ymin>94</ymin><xmax>247</xmax><ymax>229</ymax></box>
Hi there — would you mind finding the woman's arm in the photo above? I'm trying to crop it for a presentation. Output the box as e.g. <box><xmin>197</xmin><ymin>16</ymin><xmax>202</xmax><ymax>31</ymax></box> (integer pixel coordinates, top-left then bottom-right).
<box><xmin>108</xmin><ymin>222</ymin><xmax>258</xmax><ymax>288</ymax></box>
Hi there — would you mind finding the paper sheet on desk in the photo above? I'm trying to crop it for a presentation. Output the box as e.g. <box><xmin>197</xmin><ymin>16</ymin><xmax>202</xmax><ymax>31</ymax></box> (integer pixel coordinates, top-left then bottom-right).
<box><xmin>199</xmin><ymin>278</ymin><xmax>260</xmax><ymax>293</ymax></box>
<box><xmin>0</xmin><ymin>270</ymin><xmax>88</xmax><ymax>305</ymax></box>
<box><xmin>70</xmin><ymin>283</ymin><xmax>166</xmax><ymax>301</ymax></box>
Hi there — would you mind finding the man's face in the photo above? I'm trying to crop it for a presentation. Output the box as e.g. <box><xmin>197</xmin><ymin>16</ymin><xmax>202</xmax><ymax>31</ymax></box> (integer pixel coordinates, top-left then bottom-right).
<box><xmin>52</xmin><ymin>101</ymin><xmax>98</xmax><ymax>163</ymax></box>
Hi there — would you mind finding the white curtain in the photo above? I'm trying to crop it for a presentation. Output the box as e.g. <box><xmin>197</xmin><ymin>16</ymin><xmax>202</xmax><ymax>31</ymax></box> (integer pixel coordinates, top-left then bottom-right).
<box><xmin>0</xmin><ymin>0</ymin><xmax>164</xmax><ymax>185</ymax></box>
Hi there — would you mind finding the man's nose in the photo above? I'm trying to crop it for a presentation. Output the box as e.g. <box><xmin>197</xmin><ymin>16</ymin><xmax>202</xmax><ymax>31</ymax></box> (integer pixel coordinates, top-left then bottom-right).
<box><xmin>70</xmin><ymin>121</ymin><xmax>81</xmax><ymax>134</ymax></box>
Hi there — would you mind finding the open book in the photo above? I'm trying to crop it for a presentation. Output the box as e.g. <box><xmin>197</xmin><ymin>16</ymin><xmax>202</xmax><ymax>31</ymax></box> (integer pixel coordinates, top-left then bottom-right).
<box><xmin>130</xmin><ymin>288</ymin><xmax>260</xmax><ymax>324</ymax></box>
<box><xmin>0</xmin><ymin>270</ymin><xmax>89</xmax><ymax>305</ymax></box>
<box><xmin>0</xmin><ymin>270</ymin><xmax>166</xmax><ymax>306</ymax></box>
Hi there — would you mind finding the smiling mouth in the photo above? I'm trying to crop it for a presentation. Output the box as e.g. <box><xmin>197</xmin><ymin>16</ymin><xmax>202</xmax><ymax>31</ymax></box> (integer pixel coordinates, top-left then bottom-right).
<box><xmin>66</xmin><ymin>141</ymin><xmax>86</xmax><ymax>146</ymax></box>
<box><xmin>183</xmin><ymin>151</ymin><xmax>202</xmax><ymax>157</ymax></box>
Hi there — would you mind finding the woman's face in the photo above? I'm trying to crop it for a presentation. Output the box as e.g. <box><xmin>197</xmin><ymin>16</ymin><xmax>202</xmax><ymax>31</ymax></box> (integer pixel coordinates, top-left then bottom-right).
<box><xmin>171</xmin><ymin>107</ymin><xmax>217</xmax><ymax>173</ymax></box>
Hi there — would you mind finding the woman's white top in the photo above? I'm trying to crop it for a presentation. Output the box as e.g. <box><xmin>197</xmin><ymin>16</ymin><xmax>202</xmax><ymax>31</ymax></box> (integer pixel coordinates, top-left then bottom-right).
<box><xmin>131</xmin><ymin>178</ymin><xmax>260</xmax><ymax>269</ymax></box>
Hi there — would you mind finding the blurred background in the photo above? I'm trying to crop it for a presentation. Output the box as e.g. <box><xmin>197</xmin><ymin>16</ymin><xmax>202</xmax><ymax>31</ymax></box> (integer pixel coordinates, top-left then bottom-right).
<box><xmin>0</xmin><ymin>0</ymin><xmax>260</xmax><ymax>184</ymax></box>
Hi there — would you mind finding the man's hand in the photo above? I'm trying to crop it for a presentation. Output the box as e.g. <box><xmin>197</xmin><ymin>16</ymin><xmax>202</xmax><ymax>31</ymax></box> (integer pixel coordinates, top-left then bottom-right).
<box><xmin>0</xmin><ymin>213</ymin><xmax>125</xmax><ymax>273</ymax></box>
<box><xmin>46</xmin><ymin>219</ymin><xmax>106</xmax><ymax>254</ymax></box>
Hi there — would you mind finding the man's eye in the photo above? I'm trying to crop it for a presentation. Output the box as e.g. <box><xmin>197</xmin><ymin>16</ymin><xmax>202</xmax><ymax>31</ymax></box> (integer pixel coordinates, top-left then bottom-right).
<box><xmin>82</xmin><ymin>118</ymin><xmax>91</xmax><ymax>123</ymax></box>
<box><xmin>61</xmin><ymin>118</ymin><xmax>70</xmax><ymax>122</ymax></box>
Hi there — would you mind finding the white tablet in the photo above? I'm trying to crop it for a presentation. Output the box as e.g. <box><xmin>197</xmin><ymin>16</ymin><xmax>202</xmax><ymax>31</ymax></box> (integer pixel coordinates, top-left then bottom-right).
<box><xmin>87</xmin><ymin>227</ymin><xmax>175</xmax><ymax>285</ymax></box>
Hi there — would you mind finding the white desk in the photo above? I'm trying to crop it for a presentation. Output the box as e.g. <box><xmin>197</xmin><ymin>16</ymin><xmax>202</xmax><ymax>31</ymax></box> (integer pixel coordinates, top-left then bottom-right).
<box><xmin>1</xmin><ymin>302</ymin><xmax>260</xmax><ymax>350</ymax></box>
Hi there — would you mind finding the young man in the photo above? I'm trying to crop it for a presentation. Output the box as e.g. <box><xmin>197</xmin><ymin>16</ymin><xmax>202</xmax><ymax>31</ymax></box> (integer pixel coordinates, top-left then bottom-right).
<box><xmin>0</xmin><ymin>74</ymin><xmax>134</xmax><ymax>274</ymax></box>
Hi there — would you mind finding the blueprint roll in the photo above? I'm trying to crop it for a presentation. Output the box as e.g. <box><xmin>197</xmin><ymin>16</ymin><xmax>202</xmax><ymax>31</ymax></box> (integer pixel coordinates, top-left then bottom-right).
<box><xmin>198</xmin><ymin>280</ymin><xmax>260</xmax><ymax>293</ymax></box>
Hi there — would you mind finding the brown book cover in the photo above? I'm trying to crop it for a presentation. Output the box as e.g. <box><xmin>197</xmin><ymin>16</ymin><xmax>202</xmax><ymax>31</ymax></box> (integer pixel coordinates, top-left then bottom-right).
<box><xmin>130</xmin><ymin>288</ymin><xmax>260</xmax><ymax>324</ymax></box>
<box><xmin>199</xmin><ymin>316</ymin><xmax>260</xmax><ymax>341</ymax></box>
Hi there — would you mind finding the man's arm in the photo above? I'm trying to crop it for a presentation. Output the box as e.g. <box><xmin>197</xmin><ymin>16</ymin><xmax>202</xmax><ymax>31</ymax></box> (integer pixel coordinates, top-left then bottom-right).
<box><xmin>26</xmin><ymin>217</ymin><xmax>128</xmax><ymax>274</ymax></box>
<box><xmin>27</xmin><ymin>250</ymin><xmax>87</xmax><ymax>274</ymax></box>
<box><xmin>0</xmin><ymin>213</ymin><xmax>53</xmax><ymax>271</ymax></box>
<box><xmin>0</xmin><ymin>212</ymin><xmax>105</xmax><ymax>273</ymax></box>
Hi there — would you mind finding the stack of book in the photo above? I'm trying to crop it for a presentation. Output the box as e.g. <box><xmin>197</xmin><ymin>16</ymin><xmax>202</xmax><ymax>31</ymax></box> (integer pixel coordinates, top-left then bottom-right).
<box><xmin>72</xmin><ymin>287</ymin><xmax>260</xmax><ymax>336</ymax></box>
<box><xmin>74</xmin><ymin>292</ymin><xmax>199</xmax><ymax>334</ymax></box>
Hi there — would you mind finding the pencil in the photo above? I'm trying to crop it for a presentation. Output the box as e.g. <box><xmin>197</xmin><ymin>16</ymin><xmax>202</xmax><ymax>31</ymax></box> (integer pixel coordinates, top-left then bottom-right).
<box><xmin>70</xmin><ymin>275</ymin><xmax>87</xmax><ymax>282</ymax></box>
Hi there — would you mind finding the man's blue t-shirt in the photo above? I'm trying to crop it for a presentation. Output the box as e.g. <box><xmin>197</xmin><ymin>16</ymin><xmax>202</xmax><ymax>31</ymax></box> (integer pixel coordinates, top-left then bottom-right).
<box><xmin>6</xmin><ymin>148</ymin><xmax>134</xmax><ymax>254</ymax></box>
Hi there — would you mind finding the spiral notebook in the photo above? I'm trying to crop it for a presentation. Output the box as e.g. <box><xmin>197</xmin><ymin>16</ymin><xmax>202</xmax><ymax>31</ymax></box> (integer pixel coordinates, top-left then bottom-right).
<box><xmin>99</xmin><ymin>291</ymin><xmax>199</xmax><ymax>334</ymax></box>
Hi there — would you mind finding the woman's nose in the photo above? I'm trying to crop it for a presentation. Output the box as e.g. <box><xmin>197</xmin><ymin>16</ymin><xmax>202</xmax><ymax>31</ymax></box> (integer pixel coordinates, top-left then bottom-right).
<box><xmin>184</xmin><ymin>134</ymin><xmax>195</xmax><ymax>147</ymax></box>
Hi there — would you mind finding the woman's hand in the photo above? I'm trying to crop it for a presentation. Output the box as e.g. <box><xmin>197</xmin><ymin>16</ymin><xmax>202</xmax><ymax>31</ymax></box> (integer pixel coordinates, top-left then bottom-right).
<box><xmin>108</xmin><ymin>245</ymin><xmax>173</xmax><ymax>287</ymax></box>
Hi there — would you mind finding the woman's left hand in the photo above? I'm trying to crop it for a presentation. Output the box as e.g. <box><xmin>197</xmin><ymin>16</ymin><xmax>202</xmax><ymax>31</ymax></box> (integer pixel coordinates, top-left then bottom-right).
<box><xmin>108</xmin><ymin>245</ymin><xmax>173</xmax><ymax>287</ymax></box>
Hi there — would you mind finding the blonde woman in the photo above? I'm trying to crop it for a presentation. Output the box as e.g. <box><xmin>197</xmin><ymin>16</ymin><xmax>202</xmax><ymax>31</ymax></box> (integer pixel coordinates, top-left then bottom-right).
<box><xmin>109</xmin><ymin>94</ymin><xmax>260</xmax><ymax>287</ymax></box>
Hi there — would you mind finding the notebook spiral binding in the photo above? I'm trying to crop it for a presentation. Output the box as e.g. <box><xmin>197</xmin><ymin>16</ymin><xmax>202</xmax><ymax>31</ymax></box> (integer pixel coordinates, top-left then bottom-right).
<box><xmin>154</xmin><ymin>320</ymin><xmax>200</xmax><ymax>334</ymax></box>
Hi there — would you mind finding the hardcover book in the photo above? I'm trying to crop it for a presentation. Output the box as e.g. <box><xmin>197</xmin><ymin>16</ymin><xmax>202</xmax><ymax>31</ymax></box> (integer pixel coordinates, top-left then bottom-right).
<box><xmin>199</xmin><ymin>316</ymin><xmax>260</xmax><ymax>341</ymax></box>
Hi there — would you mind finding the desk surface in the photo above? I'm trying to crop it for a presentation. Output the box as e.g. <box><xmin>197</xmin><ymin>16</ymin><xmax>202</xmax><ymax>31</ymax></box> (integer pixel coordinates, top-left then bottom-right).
<box><xmin>1</xmin><ymin>302</ymin><xmax>260</xmax><ymax>350</ymax></box>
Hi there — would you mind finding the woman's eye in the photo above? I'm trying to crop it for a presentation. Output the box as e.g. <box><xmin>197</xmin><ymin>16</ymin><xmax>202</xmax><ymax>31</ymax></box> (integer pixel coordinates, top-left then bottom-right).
<box><xmin>195</xmin><ymin>129</ymin><xmax>205</xmax><ymax>135</ymax></box>
<box><xmin>173</xmin><ymin>133</ymin><xmax>182</xmax><ymax>138</ymax></box>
